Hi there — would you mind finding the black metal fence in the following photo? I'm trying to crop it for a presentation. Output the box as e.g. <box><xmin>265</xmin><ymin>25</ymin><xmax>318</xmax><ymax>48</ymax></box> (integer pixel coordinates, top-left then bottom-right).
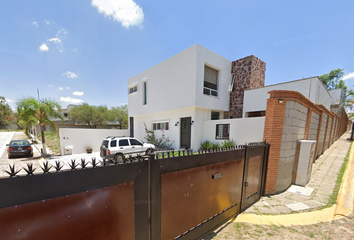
<box><xmin>0</xmin><ymin>143</ymin><xmax>269</xmax><ymax>240</ymax></box>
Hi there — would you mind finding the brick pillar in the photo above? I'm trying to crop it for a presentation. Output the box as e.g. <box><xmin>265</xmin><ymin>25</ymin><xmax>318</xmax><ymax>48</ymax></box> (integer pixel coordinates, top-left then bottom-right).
<box><xmin>263</xmin><ymin>96</ymin><xmax>287</xmax><ymax>195</ymax></box>
<box><xmin>228</xmin><ymin>55</ymin><xmax>266</xmax><ymax>118</ymax></box>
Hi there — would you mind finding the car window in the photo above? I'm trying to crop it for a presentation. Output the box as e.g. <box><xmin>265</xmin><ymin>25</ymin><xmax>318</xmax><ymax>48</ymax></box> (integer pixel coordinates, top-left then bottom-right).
<box><xmin>119</xmin><ymin>139</ymin><xmax>130</xmax><ymax>146</ymax></box>
<box><xmin>102</xmin><ymin>140</ymin><xmax>109</xmax><ymax>148</ymax></box>
<box><xmin>130</xmin><ymin>139</ymin><xmax>143</xmax><ymax>146</ymax></box>
<box><xmin>110</xmin><ymin>140</ymin><xmax>117</xmax><ymax>147</ymax></box>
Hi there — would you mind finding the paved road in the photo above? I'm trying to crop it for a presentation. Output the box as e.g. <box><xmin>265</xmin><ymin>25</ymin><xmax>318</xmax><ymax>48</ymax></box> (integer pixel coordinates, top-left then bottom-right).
<box><xmin>0</xmin><ymin>132</ymin><xmax>42</xmax><ymax>178</ymax></box>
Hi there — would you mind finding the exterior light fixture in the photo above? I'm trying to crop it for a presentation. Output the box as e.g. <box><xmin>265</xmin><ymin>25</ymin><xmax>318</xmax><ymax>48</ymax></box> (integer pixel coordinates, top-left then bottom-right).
<box><xmin>278</xmin><ymin>99</ymin><xmax>284</xmax><ymax>103</ymax></box>
<box><xmin>174</xmin><ymin>122</ymin><xmax>179</xmax><ymax>126</ymax></box>
<box><xmin>191</xmin><ymin>120</ymin><xmax>194</xmax><ymax>125</ymax></box>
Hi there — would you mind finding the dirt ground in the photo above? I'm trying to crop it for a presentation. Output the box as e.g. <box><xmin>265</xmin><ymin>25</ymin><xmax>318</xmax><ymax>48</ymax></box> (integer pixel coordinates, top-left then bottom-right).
<box><xmin>204</xmin><ymin>211</ymin><xmax>354</xmax><ymax>240</ymax></box>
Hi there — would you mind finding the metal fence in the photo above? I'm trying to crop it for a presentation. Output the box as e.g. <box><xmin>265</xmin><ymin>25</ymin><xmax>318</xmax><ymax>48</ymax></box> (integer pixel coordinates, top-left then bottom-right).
<box><xmin>0</xmin><ymin>143</ymin><xmax>269</xmax><ymax>240</ymax></box>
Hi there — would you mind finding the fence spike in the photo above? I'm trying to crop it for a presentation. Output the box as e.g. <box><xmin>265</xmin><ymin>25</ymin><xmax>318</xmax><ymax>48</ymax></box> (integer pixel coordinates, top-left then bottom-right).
<box><xmin>91</xmin><ymin>157</ymin><xmax>98</xmax><ymax>168</ymax></box>
<box><xmin>69</xmin><ymin>159</ymin><xmax>78</xmax><ymax>170</ymax></box>
<box><xmin>4</xmin><ymin>164</ymin><xmax>20</xmax><ymax>177</ymax></box>
<box><xmin>54</xmin><ymin>160</ymin><xmax>63</xmax><ymax>171</ymax></box>
<box><xmin>24</xmin><ymin>163</ymin><xmax>36</xmax><ymax>175</ymax></box>
<box><xmin>81</xmin><ymin>158</ymin><xmax>88</xmax><ymax>169</ymax></box>
<box><xmin>41</xmin><ymin>161</ymin><xmax>52</xmax><ymax>173</ymax></box>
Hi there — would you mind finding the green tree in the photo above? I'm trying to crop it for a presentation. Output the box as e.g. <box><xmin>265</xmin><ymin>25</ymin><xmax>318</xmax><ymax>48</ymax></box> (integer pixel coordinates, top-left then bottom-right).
<box><xmin>69</xmin><ymin>103</ymin><xmax>110</xmax><ymax>128</ymax></box>
<box><xmin>109</xmin><ymin>104</ymin><xmax>128</xmax><ymax>129</ymax></box>
<box><xmin>16</xmin><ymin>97</ymin><xmax>63</xmax><ymax>155</ymax></box>
<box><xmin>0</xmin><ymin>96</ymin><xmax>12</xmax><ymax>126</ymax></box>
<box><xmin>319</xmin><ymin>69</ymin><xmax>345</xmax><ymax>90</ymax></box>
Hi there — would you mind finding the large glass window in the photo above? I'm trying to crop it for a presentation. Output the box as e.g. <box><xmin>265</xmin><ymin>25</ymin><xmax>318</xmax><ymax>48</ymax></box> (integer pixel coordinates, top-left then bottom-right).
<box><xmin>204</xmin><ymin>65</ymin><xmax>218</xmax><ymax>97</ymax></box>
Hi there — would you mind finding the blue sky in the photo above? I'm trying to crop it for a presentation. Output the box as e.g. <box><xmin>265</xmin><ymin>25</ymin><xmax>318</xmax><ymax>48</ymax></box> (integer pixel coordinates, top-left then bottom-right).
<box><xmin>1</xmin><ymin>0</ymin><xmax>354</xmax><ymax>110</ymax></box>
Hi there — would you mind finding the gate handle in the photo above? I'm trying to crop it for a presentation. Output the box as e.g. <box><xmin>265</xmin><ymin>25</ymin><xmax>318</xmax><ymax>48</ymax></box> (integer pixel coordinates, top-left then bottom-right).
<box><xmin>244</xmin><ymin>182</ymin><xmax>248</xmax><ymax>187</ymax></box>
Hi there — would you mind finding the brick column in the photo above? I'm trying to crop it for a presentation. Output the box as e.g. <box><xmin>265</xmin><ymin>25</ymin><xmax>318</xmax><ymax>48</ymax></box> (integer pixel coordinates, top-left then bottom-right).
<box><xmin>263</xmin><ymin>96</ymin><xmax>287</xmax><ymax>195</ymax></box>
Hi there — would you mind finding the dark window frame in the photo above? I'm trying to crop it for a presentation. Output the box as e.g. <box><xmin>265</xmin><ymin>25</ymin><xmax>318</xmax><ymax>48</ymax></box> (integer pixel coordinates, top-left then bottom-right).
<box><xmin>215</xmin><ymin>124</ymin><xmax>230</xmax><ymax>140</ymax></box>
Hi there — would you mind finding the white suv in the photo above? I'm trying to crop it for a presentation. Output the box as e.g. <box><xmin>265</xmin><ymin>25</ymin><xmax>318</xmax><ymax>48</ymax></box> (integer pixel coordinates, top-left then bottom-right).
<box><xmin>100</xmin><ymin>136</ymin><xmax>155</xmax><ymax>162</ymax></box>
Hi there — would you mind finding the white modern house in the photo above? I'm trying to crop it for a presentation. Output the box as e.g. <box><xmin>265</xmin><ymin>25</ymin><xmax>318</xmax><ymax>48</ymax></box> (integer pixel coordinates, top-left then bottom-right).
<box><xmin>128</xmin><ymin>44</ymin><xmax>265</xmax><ymax>150</ymax></box>
<box><xmin>127</xmin><ymin>44</ymin><xmax>343</xmax><ymax>150</ymax></box>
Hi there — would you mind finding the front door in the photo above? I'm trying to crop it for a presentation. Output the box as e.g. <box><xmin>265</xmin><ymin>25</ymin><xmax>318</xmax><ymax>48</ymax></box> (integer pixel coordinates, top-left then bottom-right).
<box><xmin>180</xmin><ymin>117</ymin><xmax>191</xmax><ymax>149</ymax></box>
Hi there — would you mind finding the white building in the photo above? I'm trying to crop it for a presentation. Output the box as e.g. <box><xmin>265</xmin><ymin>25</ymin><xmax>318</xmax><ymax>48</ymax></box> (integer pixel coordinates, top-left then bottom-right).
<box><xmin>128</xmin><ymin>44</ymin><xmax>342</xmax><ymax>150</ymax></box>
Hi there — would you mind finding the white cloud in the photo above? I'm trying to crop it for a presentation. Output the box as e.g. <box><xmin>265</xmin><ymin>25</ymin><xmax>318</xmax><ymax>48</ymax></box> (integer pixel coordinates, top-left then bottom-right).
<box><xmin>343</xmin><ymin>71</ymin><xmax>354</xmax><ymax>81</ymax></box>
<box><xmin>58</xmin><ymin>87</ymin><xmax>64</xmax><ymax>91</ymax></box>
<box><xmin>45</xmin><ymin>20</ymin><xmax>55</xmax><ymax>25</ymax></box>
<box><xmin>73</xmin><ymin>48</ymin><xmax>78</xmax><ymax>53</ymax></box>
<box><xmin>73</xmin><ymin>91</ymin><xmax>84</xmax><ymax>96</ymax></box>
<box><xmin>60</xmin><ymin>97</ymin><xmax>84</xmax><ymax>104</ymax></box>
<box><xmin>92</xmin><ymin>0</ymin><xmax>144</xmax><ymax>29</ymax></box>
<box><xmin>5</xmin><ymin>98</ymin><xmax>12</xmax><ymax>103</ymax></box>
<box><xmin>32</xmin><ymin>21</ymin><xmax>39</xmax><ymax>28</ymax></box>
<box><xmin>39</xmin><ymin>43</ymin><xmax>49</xmax><ymax>51</ymax></box>
<box><xmin>48</xmin><ymin>38</ymin><xmax>61</xmax><ymax>44</ymax></box>
<box><xmin>48</xmin><ymin>84</ymin><xmax>54</xmax><ymax>88</ymax></box>
<box><xmin>66</xmin><ymin>87</ymin><xmax>70</xmax><ymax>89</ymax></box>
<box><xmin>62</xmin><ymin>71</ymin><xmax>78</xmax><ymax>78</ymax></box>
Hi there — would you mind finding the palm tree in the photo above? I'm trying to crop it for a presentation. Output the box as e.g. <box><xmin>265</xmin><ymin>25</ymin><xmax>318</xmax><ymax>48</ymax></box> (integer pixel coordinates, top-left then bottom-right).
<box><xmin>17</xmin><ymin>97</ymin><xmax>63</xmax><ymax>155</ymax></box>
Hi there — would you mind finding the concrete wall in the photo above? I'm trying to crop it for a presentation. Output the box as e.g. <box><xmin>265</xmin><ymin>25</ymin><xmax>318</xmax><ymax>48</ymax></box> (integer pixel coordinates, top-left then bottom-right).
<box><xmin>276</xmin><ymin>101</ymin><xmax>308</xmax><ymax>192</ymax></box>
<box><xmin>329</xmin><ymin>89</ymin><xmax>345</xmax><ymax>105</ymax></box>
<box><xmin>128</xmin><ymin>44</ymin><xmax>232</xmax><ymax>117</ymax></box>
<box><xmin>308</xmin><ymin>112</ymin><xmax>320</xmax><ymax>140</ymax></box>
<box><xmin>316</xmin><ymin>113</ymin><xmax>328</xmax><ymax>158</ymax></box>
<box><xmin>59</xmin><ymin>128</ymin><xmax>130</xmax><ymax>155</ymax></box>
<box><xmin>325</xmin><ymin>117</ymin><xmax>333</xmax><ymax>150</ymax></box>
<box><xmin>202</xmin><ymin>117</ymin><xmax>265</xmax><ymax>146</ymax></box>
<box><xmin>243</xmin><ymin>77</ymin><xmax>331</xmax><ymax>117</ymax></box>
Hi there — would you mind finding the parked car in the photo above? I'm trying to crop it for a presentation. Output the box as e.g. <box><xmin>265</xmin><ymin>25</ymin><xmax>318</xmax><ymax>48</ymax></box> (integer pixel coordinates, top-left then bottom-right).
<box><xmin>100</xmin><ymin>136</ymin><xmax>155</xmax><ymax>162</ymax></box>
<box><xmin>7</xmin><ymin>140</ymin><xmax>33</xmax><ymax>158</ymax></box>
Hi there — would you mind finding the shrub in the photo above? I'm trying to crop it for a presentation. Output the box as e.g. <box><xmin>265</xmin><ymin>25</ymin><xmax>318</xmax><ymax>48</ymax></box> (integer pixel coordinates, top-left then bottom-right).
<box><xmin>144</xmin><ymin>123</ymin><xmax>174</xmax><ymax>149</ymax></box>
<box><xmin>200</xmin><ymin>140</ymin><xmax>220</xmax><ymax>150</ymax></box>
<box><xmin>221</xmin><ymin>139</ymin><xmax>236</xmax><ymax>149</ymax></box>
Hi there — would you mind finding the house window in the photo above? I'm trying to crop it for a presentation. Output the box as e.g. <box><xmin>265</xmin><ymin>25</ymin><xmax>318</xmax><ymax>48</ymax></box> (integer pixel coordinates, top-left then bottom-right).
<box><xmin>143</xmin><ymin>81</ymin><xmax>147</xmax><ymax>105</ymax></box>
<box><xmin>63</xmin><ymin>113</ymin><xmax>68</xmax><ymax>118</ymax></box>
<box><xmin>216</xmin><ymin>124</ymin><xmax>230</xmax><ymax>140</ymax></box>
<box><xmin>211</xmin><ymin>111</ymin><xmax>220</xmax><ymax>120</ymax></box>
<box><xmin>203</xmin><ymin>65</ymin><xmax>218</xmax><ymax>97</ymax></box>
<box><xmin>152</xmin><ymin>121</ymin><xmax>169</xmax><ymax>131</ymax></box>
<box><xmin>129</xmin><ymin>85</ymin><xmax>137</xmax><ymax>94</ymax></box>
<box><xmin>246</xmin><ymin>111</ymin><xmax>266</xmax><ymax>118</ymax></box>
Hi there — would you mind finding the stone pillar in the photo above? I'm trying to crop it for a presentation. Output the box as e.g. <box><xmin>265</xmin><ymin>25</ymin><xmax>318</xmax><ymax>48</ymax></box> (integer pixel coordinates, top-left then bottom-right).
<box><xmin>228</xmin><ymin>55</ymin><xmax>266</xmax><ymax>118</ymax></box>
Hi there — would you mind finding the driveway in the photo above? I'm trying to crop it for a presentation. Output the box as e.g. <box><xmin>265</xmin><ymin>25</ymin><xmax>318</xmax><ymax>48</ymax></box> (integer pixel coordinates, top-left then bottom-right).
<box><xmin>0</xmin><ymin>132</ymin><xmax>42</xmax><ymax>178</ymax></box>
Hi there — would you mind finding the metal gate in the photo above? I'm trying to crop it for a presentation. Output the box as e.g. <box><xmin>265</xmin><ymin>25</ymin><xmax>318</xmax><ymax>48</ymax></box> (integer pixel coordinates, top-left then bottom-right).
<box><xmin>241</xmin><ymin>143</ymin><xmax>269</xmax><ymax>211</ymax></box>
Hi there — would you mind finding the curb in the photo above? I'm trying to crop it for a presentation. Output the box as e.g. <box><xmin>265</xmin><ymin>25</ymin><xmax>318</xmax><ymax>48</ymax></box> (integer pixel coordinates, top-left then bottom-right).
<box><xmin>234</xmin><ymin>139</ymin><xmax>354</xmax><ymax>226</ymax></box>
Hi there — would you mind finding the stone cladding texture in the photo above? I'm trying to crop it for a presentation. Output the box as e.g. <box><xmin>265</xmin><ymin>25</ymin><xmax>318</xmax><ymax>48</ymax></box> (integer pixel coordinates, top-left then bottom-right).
<box><xmin>308</xmin><ymin>112</ymin><xmax>320</xmax><ymax>140</ymax></box>
<box><xmin>228</xmin><ymin>55</ymin><xmax>266</xmax><ymax>118</ymax></box>
<box><xmin>277</xmin><ymin>101</ymin><xmax>308</xmax><ymax>192</ymax></box>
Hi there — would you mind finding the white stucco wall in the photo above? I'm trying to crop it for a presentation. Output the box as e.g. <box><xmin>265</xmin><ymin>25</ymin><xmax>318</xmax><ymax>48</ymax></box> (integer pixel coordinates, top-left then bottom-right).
<box><xmin>243</xmin><ymin>77</ymin><xmax>331</xmax><ymax>117</ymax></box>
<box><xmin>202</xmin><ymin>117</ymin><xmax>265</xmax><ymax>146</ymax></box>
<box><xmin>329</xmin><ymin>89</ymin><xmax>345</xmax><ymax>105</ymax></box>
<box><xmin>59</xmin><ymin>128</ymin><xmax>130</xmax><ymax>155</ymax></box>
<box><xmin>128</xmin><ymin>44</ymin><xmax>232</xmax><ymax>117</ymax></box>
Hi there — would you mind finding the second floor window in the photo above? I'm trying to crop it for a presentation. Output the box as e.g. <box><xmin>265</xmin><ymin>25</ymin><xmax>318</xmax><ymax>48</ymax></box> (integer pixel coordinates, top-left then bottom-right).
<box><xmin>204</xmin><ymin>65</ymin><xmax>218</xmax><ymax>97</ymax></box>
<box><xmin>129</xmin><ymin>85</ymin><xmax>137</xmax><ymax>94</ymax></box>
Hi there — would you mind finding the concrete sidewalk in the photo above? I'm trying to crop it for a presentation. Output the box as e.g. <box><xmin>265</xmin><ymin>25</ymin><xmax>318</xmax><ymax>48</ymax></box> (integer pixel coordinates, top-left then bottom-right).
<box><xmin>236</xmin><ymin>131</ymin><xmax>353</xmax><ymax>225</ymax></box>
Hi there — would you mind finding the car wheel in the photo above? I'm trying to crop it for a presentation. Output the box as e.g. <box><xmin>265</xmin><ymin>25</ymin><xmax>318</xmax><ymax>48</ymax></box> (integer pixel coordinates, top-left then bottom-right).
<box><xmin>114</xmin><ymin>153</ymin><xmax>125</xmax><ymax>164</ymax></box>
<box><xmin>146</xmin><ymin>148</ymin><xmax>154</xmax><ymax>155</ymax></box>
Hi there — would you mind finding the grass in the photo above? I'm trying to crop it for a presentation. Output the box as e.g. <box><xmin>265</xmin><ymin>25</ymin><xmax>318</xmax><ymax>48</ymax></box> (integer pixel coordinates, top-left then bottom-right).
<box><xmin>321</xmin><ymin>141</ymin><xmax>351</xmax><ymax>208</ymax></box>
<box><xmin>37</xmin><ymin>131</ymin><xmax>60</xmax><ymax>155</ymax></box>
<box><xmin>0</xmin><ymin>129</ymin><xmax>24</xmax><ymax>132</ymax></box>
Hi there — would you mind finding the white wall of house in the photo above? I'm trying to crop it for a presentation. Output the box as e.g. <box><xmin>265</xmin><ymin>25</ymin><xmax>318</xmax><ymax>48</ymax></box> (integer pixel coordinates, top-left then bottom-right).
<box><xmin>202</xmin><ymin>117</ymin><xmax>265</xmax><ymax>145</ymax></box>
<box><xmin>128</xmin><ymin>44</ymin><xmax>232</xmax><ymax>118</ymax></box>
<box><xmin>59</xmin><ymin>128</ymin><xmax>130</xmax><ymax>155</ymax></box>
<box><xmin>243</xmin><ymin>77</ymin><xmax>331</xmax><ymax>117</ymax></box>
<box><xmin>329</xmin><ymin>88</ymin><xmax>345</xmax><ymax>105</ymax></box>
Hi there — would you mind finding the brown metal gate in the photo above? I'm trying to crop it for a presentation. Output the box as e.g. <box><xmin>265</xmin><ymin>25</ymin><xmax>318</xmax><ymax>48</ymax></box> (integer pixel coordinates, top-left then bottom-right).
<box><xmin>241</xmin><ymin>143</ymin><xmax>269</xmax><ymax>211</ymax></box>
